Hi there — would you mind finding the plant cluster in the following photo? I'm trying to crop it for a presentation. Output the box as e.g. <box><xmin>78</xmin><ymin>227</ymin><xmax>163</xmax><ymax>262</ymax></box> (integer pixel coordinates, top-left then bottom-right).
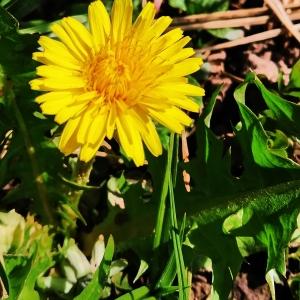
<box><xmin>0</xmin><ymin>0</ymin><xmax>300</xmax><ymax>299</ymax></box>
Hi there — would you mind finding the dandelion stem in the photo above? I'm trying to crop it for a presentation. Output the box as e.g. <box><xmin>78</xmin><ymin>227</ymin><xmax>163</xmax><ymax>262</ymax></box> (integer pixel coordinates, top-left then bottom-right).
<box><xmin>72</xmin><ymin>160</ymin><xmax>94</xmax><ymax>207</ymax></box>
<box><xmin>8</xmin><ymin>85</ymin><xmax>55</xmax><ymax>225</ymax></box>
<box><xmin>61</xmin><ymin>159</ymin><xmax>94</xmax><ymax>236</ymax></box>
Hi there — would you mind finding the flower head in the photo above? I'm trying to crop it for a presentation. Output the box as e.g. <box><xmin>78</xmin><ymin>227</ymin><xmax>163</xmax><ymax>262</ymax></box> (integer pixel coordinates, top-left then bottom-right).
<box><xmin>30</xmin><ymin>0</ymin><xmax>204</xmax><ymax>166</ymax></box>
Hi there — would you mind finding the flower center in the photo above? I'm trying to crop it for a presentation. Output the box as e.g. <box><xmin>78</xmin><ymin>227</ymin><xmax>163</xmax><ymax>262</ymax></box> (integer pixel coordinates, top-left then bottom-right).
<box><xmin>85</xmin><ymin>49</ymin><xmax>131</xmax><ymax>103</ymax></box>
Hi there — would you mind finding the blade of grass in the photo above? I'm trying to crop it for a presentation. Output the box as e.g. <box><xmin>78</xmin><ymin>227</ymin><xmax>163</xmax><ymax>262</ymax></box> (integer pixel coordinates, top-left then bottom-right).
<box><xmin>115</xmin><ymin>286</ymin><xmax>150</xmax><ymax>300</ymax></box>
<box><xmin>166</xmin><ymin>133</ymin><xmax>189</xmax><ymax>300</ymax></box>
<box><xmin>172</xmin><ymin>134</ymin><xmax>180</xmax><ymax>186</ymax></box>
<box><xmin>153</xmin><ymin>133</ymin><xmax>175</xmax><ymax>249</ymax></box>
<box><xmin>169</xmin><ymin>173</ymin><xmax>188</xmax><ymax>300</ymax></box>
<box><xmin>153</xmin><ymin>133</ymin><xmax>188</xmax><ymax>299</ymax></box>
<box><xmin>156</xmin><ymin>214</ymin><xmax>187</xmax><ymax>289</ymax></box>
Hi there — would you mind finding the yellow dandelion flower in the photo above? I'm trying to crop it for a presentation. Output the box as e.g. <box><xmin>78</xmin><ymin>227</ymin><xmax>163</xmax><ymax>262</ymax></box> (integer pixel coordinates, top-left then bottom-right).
<box><xmin>30</xmin><ymin>0</ymin><xmax>205</xmax><ymax>166</ymax></box>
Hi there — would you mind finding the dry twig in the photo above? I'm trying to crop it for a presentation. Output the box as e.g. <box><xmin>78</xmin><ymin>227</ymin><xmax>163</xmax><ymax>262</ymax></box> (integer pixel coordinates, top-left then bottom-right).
<box><xmin>172</xmin><ymin>9</ymin><xmax>300</xmax><ymax>31</ymax></box>
<box><xmin>173</xmin><ymin>2</ymin><xmax>300</xmax><ymax>25</ymax></box>
<box><xmin>197</xmin><ymin>23</ymin><xmax>300</xmax><ymax>52</ymax></box>
<box><xmin>264</xmin><ymin>0</ymin><xmax>300</xmax><ymax>43</ymax></box>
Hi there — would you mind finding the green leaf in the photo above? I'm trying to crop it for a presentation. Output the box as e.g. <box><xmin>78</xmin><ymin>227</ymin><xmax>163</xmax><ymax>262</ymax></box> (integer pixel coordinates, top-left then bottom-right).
<box><xmin>186</xmin><ymin>86</ymin><xmax>234</xmax><ymax>198</ymax></box>
<box><xmin>75</xmin><ymin>235</ymin><xmax>114</xmax><ymax>299</ymax></box>
<box><xmin>237</xmin><ymin>102</ymin><xmax>299</xmax><ymax>169</ymax></box>
<box><xmin>0</xmin><ymin>258</ymin><xmax>9</xmax><ymax>295</ymax></box>
<box><xmin>59</xmin><ymin>174</ymin><xmax>101</xmax><ymax>191</ymax></box>
<box><xmin>0</xmin><ymin>27</ymin><xmax>72</xmax><ymax>229</ymax></box>
<box><xmin>188</xmin><ymin>76</ymin><xmax>203</xmax><ymax>108</ymax></box>
<box><xmin>5</xmin><ymin>0</ymin><xmax>41</xmax><ymax>19</ymax></box>
<box><xmin>6</xmin><ymin>252</ymin><xmax>53</xmax><ymax>300</ymax></box>
<box><xmin>185</xmin><ymin>0</ymin><xmax>229</xmax><ymax>14</ymax></box>
<box><xmin>222</xmin><ymin>207</ymin><xmax>253</xmax><ymax>234</ymax></box>
<box><xmin>257</xmin><ymin>206</ymin><xmax>299</xmax><ymax>299</ymax></box>
<box><xmin>285</xmin><ymin>59</ymin><xmax>300</xmax><ymax>92</ymax></box>
<box><xmin>115</xmin><ymin>286</ymin><xmax>151</xmax><ymax>300</ymax></box>
<box><xmin>253</xmin><ymin>76</ymin><xmax>300</xmax><ymax>137</ymax></box>
<box><xmin>0</xmin><ymin>5</ymin><xmax>18</xmax><ymax>34</ymax></box>
<box><xmin>202</xmin><ymin>84</ymin><xmax>222</xmax><ymax>128</ymax></box>
<box><xmin>187</xmin><ymin>220</ymin><xmax>242</xmax><ymax>300</ymax></box>
<box><xmin>266</xmin><ymin>269</ymin><xmax>282</xmax><ymax>300</ymax></box>
<box><xmin>268</xmin><ymin>130</ymin><xmax>289</xmax><ymax>151</ymax></box>
<box><xmin>257</xmin><ymin>206</ymin><xmax>299</xmax><ymax>275</ymax></box>
<box><xmin>133</xmin><ymin>260</ymin><xmax>148</xmax><ymax>284</ymax></box>
<box><xmin>168</xmin><ymin>0</ymin><xmax>187</xmax><ymax>11</ymax></box>
<box><xmin>208</xmin><ymin>28</ymin><xmax>244</xmax><ymax>40</ymax></box>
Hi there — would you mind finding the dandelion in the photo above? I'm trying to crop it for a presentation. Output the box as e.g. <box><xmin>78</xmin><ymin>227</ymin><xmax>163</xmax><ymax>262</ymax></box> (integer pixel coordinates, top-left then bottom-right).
<box><xmin>30</xmin><ymin>0</ymin><xmax>205</xmax><ymax>166</ymax></box>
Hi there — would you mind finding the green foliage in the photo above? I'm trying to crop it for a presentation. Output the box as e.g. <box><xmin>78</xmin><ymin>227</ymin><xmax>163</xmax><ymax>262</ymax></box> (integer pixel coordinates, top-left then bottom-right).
<box><xmin>0</xmin><ymin>5</ymin><xmax>65</xmax><ymax>227</ymax></box>
<box><xmin>168</xmin><ymin>0</ymin><xmax>187</xmax><ymax>11</ymax></box>
<box><xmin>1</xmin><ymin>212</ymin><xmax>53</xmax><ymax>300</ymax></box>
<box><xmin>207</xmin><ymin>28</ymin><xmax>244</xmax><ymax>41</ymax></box>
<box><xmin>284</xmin><ymin>59</ymin><xmax>300</xmax><ymax>97</ymax></box>
<box><xmin>1</xmin><ymin>1</ymin><xmax>300</xmax><ymax>300</ymax></box>
<box><xmin>167</xmin><ymin>0</ymin><xmax>229</xmax><ymax>13</ymax></box>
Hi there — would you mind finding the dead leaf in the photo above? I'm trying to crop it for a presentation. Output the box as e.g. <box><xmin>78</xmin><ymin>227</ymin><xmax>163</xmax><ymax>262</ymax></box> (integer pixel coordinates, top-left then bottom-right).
<box><xmin>247</xmin><ymin>52</ymin><xmax>279</xmax><ymax>82</ymax></box>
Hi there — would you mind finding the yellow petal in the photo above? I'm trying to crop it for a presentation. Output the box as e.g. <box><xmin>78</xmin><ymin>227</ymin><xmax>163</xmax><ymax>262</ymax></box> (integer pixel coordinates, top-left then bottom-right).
<box><xmin>127</xmin><ymin>115</ymin><xmax>145</xmax><ymax>166</ymax></box>
<box><xmin>106</xmin><ymin>103</ymin><xmax>116</xmax><ymax>139</ymax></box>
<box><xmin>151</xmin><ymin>16</ymin><xmax>172</xmax><ymax>38</ymax></box>
<box><xmin>51</xmin><ymin>23</ymin><xmax>86</xmax><ymax>62</ymax></box>
<box><xmin>55</xmin><ymin>102</ymin><xmax>87</xmax><ymax>124</ymax></box>
<box><xmin>59</xmin><ymin>115</ymin><xmax>81</xmax><ymax>155</ymax></box>
<box><xmin>37</xmin><ymin>36</ymin><xmax>81</xmax><ymax>65</ymax></box>
<box><xmin>111</xmin><ymin>0</ymin><xmax>132</xmax><ymax>43</ymax></box>
<box><xmin>158</xmin><ymin>83</ymin><xmax>205</xmax><ymax>96</ymax></box>
<box><xmin>134</xmin><ymin>2</ymin><xmax>155</xmax><ymax>28</ymax></box>
<box><xmin>116</xmin><ymin>113</ymin><xmax>145</xmax><ymax>166</ymax></box>
<box><xmin>131</xmin><ymin>2</ymin><xmax>156</xmax><ymax>39</ymax></box>
<box><xmin>80</xmin><ymin>106</ymin><xmax>109</xmax><ymax>162</ymax></box>
<box><xmin>63</xmin><ymin>17</ymin><xmax>93</xmax><ymax>50</ymax></box>
<box><xmin>40</xmin><ymin>97</ymin><xmax>75</xmax><ymax>115</ymax></box>
<box><xmin>80</xmin><ymin>128</ymin><xmax>106</xmax><ymax>162</ymax></box>
<box><xmin>88</xmin><ymin>0</ymin><xmax>111</xmax><ymax>51</ymax></box>
<box><xmin>168</xmin><ymin>107</ymin><xmax>193</xmax><ymax>126</ymax></box>
<box><xmin>150</xmin><ymin>106</ymin><xmax>193</xmax><ymax>128</ymax></box>
<box><xmin>35</xmin><ymin>91</ymin><xmax>75</xmax><ymax>104</ymax></box>
<box><xmin>60</xmin><ymin>17</ymin><xmax>91</xmax><ymax>59</ymax></box>
<box><xmin>32</xmin><ymin>51</ymin><xmax>82</xmax><ymax>71</ymax></box>
<box><xmin>151</xmin><ymin>28</ymin><xmax>183</xmax><ymax>56</ymax></box>
<box><xmin>75</xmin><ymin>91</ymin><xmax>99</xmax><ymax>102</ymax></box>
<box><xmin>142</xmin><ymin>119</ymin><xmax>162</xmax><ymax>157</ymax></box>
<box><xmin>87</xmin><ymin>106</ymin><xmax>109</xmax><ymax>144</ymax></box>
<box><xmin>148</xmin><ymin>108</ymin><xmax>184</xmax><ymax>133</ymax></box>
<box><xmin>129</xmin><ymin>108</ymin><xmax>162</xmax><ymax>156</ymax></box>
<box><xmin>157</xmin><ymin>36</ymin><xmax>191</xmax><ymax>61</ymax></box>
<box><xmin>138</xmin><ymin>96</ymin><xmax>171</xmax><ymax>110</ymax></box>
<box><xmin>77</xmin><ymin>107</ymin><xmax>94</xmax><ymax>144</ymax></box>
<box><xmin>169</xmin><ymin>48</ymin><xmax>195</xmax><ymax>63</ymax></box>
<box><xmin>170</xmin><ymin>97</ymin><xmax>200</xmax><ymax>113</ymax></box>
<box><xmin>36</xmin><ymin>65</ymin><xmax>81</xmax><ymax>78</ymax></box>
<box><xmin>169</xmin><ymin>58</ymin><xmax>203</xmax><ymax>77</ymax></box>
<box><xmin>30</xmin><ymin>77</ymin><xmax>86</xmax><ymax>91</ymax></box>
